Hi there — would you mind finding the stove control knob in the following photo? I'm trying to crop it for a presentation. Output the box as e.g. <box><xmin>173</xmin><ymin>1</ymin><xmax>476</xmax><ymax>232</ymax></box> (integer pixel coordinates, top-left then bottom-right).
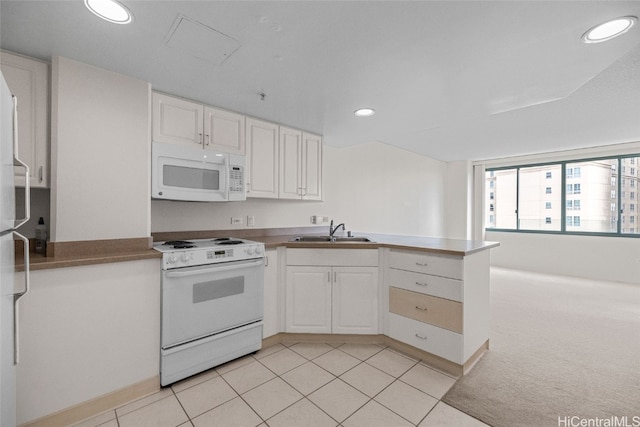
<box><xmin>181</xmin><ymin>253</ymin><xmax>190</xmax><ymax>262</ymax></box>
<box><xmin>246</xmin><ymin>247</ymin><xmax>255</xmax><ymax>255</ymax></box>
<box><xmin>255</xmin><ymin>246</ymin><xmax>263</xmax><ymax>255</ymax></box>
<box><xmin>169</xmin><ymin>255</ymin><xmax>177</xmax><ymax>264</ymax></box>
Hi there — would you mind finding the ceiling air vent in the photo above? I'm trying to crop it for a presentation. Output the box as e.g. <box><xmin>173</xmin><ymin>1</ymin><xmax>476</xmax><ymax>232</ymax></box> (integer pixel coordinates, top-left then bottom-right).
<box><xmin>165</xmin><ymin>14</ymin><xmax>240</xmax><ymax>65</ymax></box>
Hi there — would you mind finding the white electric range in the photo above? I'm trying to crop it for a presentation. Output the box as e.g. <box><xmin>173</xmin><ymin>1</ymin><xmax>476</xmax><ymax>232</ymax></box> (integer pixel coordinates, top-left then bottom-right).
<box><xmin>153</xmin><ymin>237</ymin><xmax>265</xmax><ymax>386</ymax></box>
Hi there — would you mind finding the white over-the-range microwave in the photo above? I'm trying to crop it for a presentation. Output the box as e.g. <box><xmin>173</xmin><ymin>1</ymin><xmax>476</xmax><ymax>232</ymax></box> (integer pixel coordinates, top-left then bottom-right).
<box><xmin>151</xmin><ymin>141</ymin><xmax>246</xmax><ymax>202</ymax></box>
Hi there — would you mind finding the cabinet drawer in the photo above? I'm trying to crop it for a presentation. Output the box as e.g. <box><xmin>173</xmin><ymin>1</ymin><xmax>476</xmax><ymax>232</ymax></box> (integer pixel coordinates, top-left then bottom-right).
<box><xmin>388</xmin><ymin>313</ymin><xmax>463</xmax><ymax>363</ymax></box>
<box><xmin>389</xmin><ymin>287</ymin><xmax>462</xmax><ymax>333</ymax></box>
<box><xmin>388</xmin><ymin>268</ymin><xmax>462</xmax><ymax>302</ymax></box>
<box><xmin>389</xmin><ymin>251</ymin><xmax>462</xmax><ymax>279</ymax></box>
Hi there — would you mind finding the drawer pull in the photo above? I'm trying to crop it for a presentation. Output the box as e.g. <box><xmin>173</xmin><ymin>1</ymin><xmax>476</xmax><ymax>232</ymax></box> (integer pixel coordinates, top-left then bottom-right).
<box><xmin>415</xmin><ymin>262</ymin><xmax>428</xmax><ymax>267</ymax></box>
<box><xmin>415</xmin><ymin>305</ymin><xmax>428</xmax><ymax>312</ymax></box>
<box><xmin>415</xmin><ymin>333</ymin><xmax>428</xmax><ymax>340</ymax></box>
<box><xmin>415</xmin><ymin>281</ymin><xmax>428</xmax><ymax>287</ymax></box>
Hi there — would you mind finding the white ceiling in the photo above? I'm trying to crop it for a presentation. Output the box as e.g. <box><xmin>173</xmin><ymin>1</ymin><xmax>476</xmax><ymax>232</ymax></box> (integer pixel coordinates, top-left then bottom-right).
<box><xmin>1</xmin><ymin>1</ymin><xmax>640</xmax><ymax>162</ymax></box>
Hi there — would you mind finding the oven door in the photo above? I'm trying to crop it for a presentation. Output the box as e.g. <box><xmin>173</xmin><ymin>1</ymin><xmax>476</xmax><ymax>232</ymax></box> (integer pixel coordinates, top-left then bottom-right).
<box><xmin>161</xmin><ymin>258</ymin><xmax>264</xmax><ymax>349</ymax></box>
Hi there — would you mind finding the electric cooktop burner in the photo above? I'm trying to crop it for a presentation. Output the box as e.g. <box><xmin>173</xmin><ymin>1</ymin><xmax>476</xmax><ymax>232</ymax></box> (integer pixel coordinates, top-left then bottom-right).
<box><xmin>163</xmin><ymin>240</ymin><xmax>196</xmax><ymax>249</ymax></box>
<box><xmin>215</xmin><ymin>240</ymin><xmax>244</xmax><ymax>245</ymax></box>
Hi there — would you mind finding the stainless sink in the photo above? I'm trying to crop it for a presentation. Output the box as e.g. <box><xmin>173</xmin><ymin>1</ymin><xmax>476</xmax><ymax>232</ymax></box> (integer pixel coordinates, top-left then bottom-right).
<box><xmin>334</xmin><ymin>237</ymin><xmax>373</xmax><ymax>242</ymax></box>
<box><xmin>289</xmin><ymin>236</ymin><xmax>373</xmax><ymax>243</ymax></box>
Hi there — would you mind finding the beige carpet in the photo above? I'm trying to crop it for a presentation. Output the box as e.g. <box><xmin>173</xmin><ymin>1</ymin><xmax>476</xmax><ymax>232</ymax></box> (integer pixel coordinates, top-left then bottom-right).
<box><xmin>442</xmin><ymin>267</ymin><xmax>640</xmax><ymax>427</ymax></box>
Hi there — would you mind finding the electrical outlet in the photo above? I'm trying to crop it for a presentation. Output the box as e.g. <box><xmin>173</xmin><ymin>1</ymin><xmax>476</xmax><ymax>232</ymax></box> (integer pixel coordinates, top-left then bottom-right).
<box><xmin>231</xmin><ymin>217</ymin><xmax>243</xmax><ymax>225</ymax></box>
<box><xmin>247</xmin><ymin>215</ymin><xmax>255</xmax><ymax>227</ymax></box>
<box><xmin>311</xmin><ymin>215</ymin><xmax>330</xmax><ymax>224</ymax></box>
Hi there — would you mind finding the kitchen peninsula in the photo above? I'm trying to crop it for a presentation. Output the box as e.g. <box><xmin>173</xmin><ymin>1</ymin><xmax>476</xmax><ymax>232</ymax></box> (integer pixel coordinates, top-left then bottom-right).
<box><xmin>17</xmin><ymin>219</ymin><xmax>496</xmax><ymax>427</ymax></box>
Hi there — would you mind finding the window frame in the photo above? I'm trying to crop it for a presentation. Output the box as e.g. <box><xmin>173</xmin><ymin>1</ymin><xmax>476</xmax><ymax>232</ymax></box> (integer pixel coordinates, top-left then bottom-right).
<box><xmin>485</xmin><ymin>154</ymin><xmax>640</xmax><ymax>238</ymax></box>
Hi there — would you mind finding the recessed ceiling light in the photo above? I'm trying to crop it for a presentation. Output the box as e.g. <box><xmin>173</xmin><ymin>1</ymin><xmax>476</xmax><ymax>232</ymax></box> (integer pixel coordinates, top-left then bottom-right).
<box><xmin>582</xmin><ymin>16</ymin><xmax>636</xmax><ymax>43</ymax></box>
<box><xmin>84</xmin><ymin>0</ymin><xmax>133</xmax><ymax>24</ymax></box>
<box><xmin>354</xmin><ymin>108</ymin><xmax>375</xmax><ymax>117</ymax></box>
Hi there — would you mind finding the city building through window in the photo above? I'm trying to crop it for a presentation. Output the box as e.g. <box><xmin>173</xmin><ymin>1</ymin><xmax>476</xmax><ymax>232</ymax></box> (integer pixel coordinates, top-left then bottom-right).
<box><xmin>485</xmin><ymin>155</ymin><xmax>640</xmax><ymax>235</ymax></box>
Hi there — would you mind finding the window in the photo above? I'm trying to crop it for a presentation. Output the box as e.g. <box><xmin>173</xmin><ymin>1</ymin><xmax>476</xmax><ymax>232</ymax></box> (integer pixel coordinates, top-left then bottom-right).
<box><xmin>486</xmin><ymin>155</ymin><xmax>640</xmax><ymax>236</ymax></box>
<box><xmin>485</xmin><ymin>168</ymin><xmax>517</xmax><ymax>229</ymax></box>
<box><xmin>519</xmin><ymin>165</ymin><xmax>561</xmax><ymax>231</ymax></box>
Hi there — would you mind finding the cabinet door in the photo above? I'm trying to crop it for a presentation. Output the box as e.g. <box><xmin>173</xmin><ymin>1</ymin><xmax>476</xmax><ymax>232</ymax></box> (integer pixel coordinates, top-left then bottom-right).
<box><xmin>286</xmin><ymin>266</ymin><xmax>331</xmax><ymax>333</ymax></box>
<box><xmin>152</xmin><ymin>92</ymin><xmax>204</xmax><ymax>147</ymax></box>
<box><xmin>0</xmin><ymin>51</ymin><xmax>49</xmax><ymax>188</ymax></box>
<box><xmin>279</xmin><ymin>126</ymin><xmax>302</xmax><ymax>199</ymax></box>
<box><xmin>332</xmin><ymin>267</ymin><xmax>379</xmax><ymax>334</ymax></box>
<box><xmin>245</xmin><ymin>118</ymin><xmax>279</xmax><ymax>198</ymax></box>
<box><xmin>204</xmin><ymin>106</ymin><xmax>245</xmax><ymax>154</ymax></box>
<box><xmin>263</xmin><ymin>249</ymin><xmax>279</xmax><ymax>339</ymax></box>
<box><xmin>302</xmin><ymin>132</ymin><xmax>322</xmax><ymax>200</ymax></box>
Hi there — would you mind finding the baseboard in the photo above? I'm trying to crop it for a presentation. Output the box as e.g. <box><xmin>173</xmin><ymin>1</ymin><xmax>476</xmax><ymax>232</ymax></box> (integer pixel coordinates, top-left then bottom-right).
<box><xmin>263</xmin><ymin>333</ymin><xmax>488</xmax><ymax>378</ymax></box>
<box><xmin>463</xmin><ymin>339</ymin><xmax>490</xmax><ymax>375</ymax></box>
<box><xmin>20</xmin><ymin>376</ymin><xmax>160</xmax><ymax>427</ymax></box>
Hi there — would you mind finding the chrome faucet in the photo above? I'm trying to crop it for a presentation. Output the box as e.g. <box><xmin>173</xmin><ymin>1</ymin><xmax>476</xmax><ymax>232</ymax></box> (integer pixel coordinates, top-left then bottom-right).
<box><xmin>329</xmin><ymin>220</ymin><xmax>346</xmax><ymax>238</ymax></box>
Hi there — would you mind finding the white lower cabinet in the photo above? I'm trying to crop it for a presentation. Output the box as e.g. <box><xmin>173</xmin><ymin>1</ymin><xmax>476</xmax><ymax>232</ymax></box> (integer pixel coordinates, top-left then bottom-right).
<box><xmin>263</xmin><ymin>248</ymin><xmax>280</xmax><ymax>339</ymax></box>
<box><xmin>286</xmin><ymin>266</ymin><xmax>332</xmax><ymax>333</ymax></box>
<box><xmin>385</xmin><ymin>248</ymin><xmax>490</xmax><ymax>366</ymax></box>
<box><xmin>285</xmin><ymin>249</ymin><xmax>379</xmax><ymax>334</ymax></box>
<box><xmin>387</xmin><ymin>313</ymin><xmax>463</xmax><ymax>363</ymax></box>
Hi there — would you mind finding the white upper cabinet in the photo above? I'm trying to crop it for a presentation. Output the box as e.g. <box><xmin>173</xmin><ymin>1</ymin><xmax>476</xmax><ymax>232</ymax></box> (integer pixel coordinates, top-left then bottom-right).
<box><xmin>279</xmin><ymin>126</ymin><xmax>303</xmax><ymax>199</ymax></box>
<box><xmin>152</xmin><ymin>92</ymin><xmax>203</xmax><ymax>147</ymax></box>
<box><xmin>152</xmin><ymin>92</ymin><xmax>245</xmax><ymax>154</ymax></box>
<box><xmin>245</xmin><ymin>117</ymin><xmax>279</xmax><ymax>198</ymax></box>
<box><xmin>279</xmin><ymin>127</ymin><xmax>322</xmax><ymax>200</ymax></box>
<box><xmin>1</xmin><ymin>51</ymin><xmax>50</xmax><ymax>188</ymax></box>
<box><xmin>153</xmin><ymin>91</ymin><xmax>322</xmax><ymax>199</ymax></box>
<box><xmin>302</xmin><ymin>132</ymin><xmax>322</xmax><ymax>200</ymax></box>
<box><xmin>203</xmin><ymin>106</ymin><xmax>245</xmax><ymax>154</ymax></box>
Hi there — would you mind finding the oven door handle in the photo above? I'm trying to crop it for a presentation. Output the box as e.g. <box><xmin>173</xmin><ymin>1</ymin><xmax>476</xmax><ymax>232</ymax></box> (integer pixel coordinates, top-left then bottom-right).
<box><xmin>165</xmin><ymin>258</ymin><xmax>264</xmax><ymax>278</ymax></box>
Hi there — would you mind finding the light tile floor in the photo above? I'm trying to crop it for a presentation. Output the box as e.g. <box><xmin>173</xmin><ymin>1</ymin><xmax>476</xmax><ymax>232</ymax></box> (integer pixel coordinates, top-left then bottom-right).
<box><xmin>72</xmin><ymin>342</ymin><xmax>490</xmax><ymax>427</ymax></box>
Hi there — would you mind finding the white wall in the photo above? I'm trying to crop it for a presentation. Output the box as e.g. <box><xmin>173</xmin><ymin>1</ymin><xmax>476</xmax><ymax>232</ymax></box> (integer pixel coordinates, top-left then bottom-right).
<box><xmin>487</xmin><ymin>231</ymin><xmax>640</xmax><ymax>284</ymax></box>
<box><xmin>152</xmin><ymin>142</ymin><xmax>448</xmax><ymax>237</ymax></box>
<box><xmin>16</xmin><ymin>259</ymin><xmax>161</xmax><ymax>424</ymax></box>
<box><xmin>445</xmin><ymin>160</ymin><xmax>473</xmax><ymax>239</ymax></box>
<box><xmin>51</xmin><ymin>56</ymin><xmax>151</xmax><ymax>242</ymax></box>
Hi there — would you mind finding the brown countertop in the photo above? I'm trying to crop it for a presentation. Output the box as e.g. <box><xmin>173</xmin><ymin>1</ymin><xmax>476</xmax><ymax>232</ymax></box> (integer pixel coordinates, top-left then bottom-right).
<box><xmin>21</xmin><ymin>228</ymin><xmax>498</xmax><ymax>271</ymax></box>
<box><xmin>16</xmin><ymin>237</ymin><xmax>161</xmax><ymax>271</ymax></box>
<box><xmin>251</xmin><ymin>232</ymin><xmax>499</xmax><ymax>256</ymax></box>
<box><xmin>21</xmin><ymin>249</ymin><xmax>161</xmax><ymax>271</ymax></box>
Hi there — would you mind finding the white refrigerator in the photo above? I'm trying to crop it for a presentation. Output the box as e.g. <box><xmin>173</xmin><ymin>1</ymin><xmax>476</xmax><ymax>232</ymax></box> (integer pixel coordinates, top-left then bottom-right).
<box><xmin>1</xmin><ymin>70</ymin><xmax>30</xmax><ymax>427</ymax></box>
